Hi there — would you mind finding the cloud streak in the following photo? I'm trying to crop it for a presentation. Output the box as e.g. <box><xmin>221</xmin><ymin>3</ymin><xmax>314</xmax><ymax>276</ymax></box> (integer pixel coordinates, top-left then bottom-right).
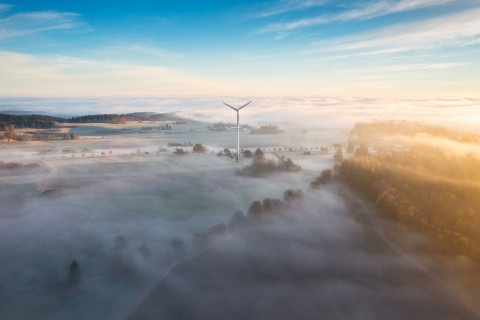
<box><xmin>335</xmin><ymin>63</ymin><xmax>466</xmax><ymax>74</ymax></box>
<box><xmin>0</xmin><ymin>5</ymin><xmax>88</xmax><ymax>39</ymax></box>
<box><xmin>253</xmin><ymin>0</ymin><xmax>329</xmax><ymax>18</ymax></box>
<box><xmin>258</xmin><ymin>0</ymin><xmax>465</xmax><ymax>33</ymax></box>
<box><xmin>0</xmin><ymin>3</ymin><xmax>13</xmax><ymax>13</ymax></box>
<box><xmin>90</xmin><ymin>42</ymin><xmax>183</xmax><ymax>61</ymax></box>
<box><xmin>309</xmin><ymin>8</ymin><xmax>480</xmax><ymax>55</ymax></box>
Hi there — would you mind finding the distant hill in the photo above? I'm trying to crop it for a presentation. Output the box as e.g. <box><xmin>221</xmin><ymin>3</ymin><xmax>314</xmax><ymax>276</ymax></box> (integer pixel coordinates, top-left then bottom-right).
<box><xmin>68</xmin><ymin>112</ymin><xmax>186</xmax><ymax>123</ymax></box>
<box><xmin>0</xmin><ymin>111</ymin><xmax>188</xmax><ymax>130</ymax></box>
<box><xmin>0</xmin><ymin>113</ymin><xmax>64</xmax><ymax>130</ymax></box>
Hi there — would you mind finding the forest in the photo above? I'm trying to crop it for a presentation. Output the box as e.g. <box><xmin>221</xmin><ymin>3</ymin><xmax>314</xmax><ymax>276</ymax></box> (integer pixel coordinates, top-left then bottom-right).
<box><xmin>340</xmin><ymin>122</ymin><xmax>480</xmax><ymax>261</ymax></box>
<box><xmin>68</xmin><ymin>112</ymin><xmax>182</xmax><ymax>123</ymax></box>
<box><xmin>0</xmin><ymin>114</ymin><xmax>62</xmax><ymax>130</ymax></box>
<box><xmin>0</xmin><ymin>111</ymin><xmax>184</xmax><ymax>130</ymax></box>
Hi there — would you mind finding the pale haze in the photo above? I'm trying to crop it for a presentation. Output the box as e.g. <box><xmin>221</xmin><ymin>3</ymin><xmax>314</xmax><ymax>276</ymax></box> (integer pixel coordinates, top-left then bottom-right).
<box><xmin>1</xmin><ymin>1</ymin><xmax>480</xmax><ymax>320</ymax></box>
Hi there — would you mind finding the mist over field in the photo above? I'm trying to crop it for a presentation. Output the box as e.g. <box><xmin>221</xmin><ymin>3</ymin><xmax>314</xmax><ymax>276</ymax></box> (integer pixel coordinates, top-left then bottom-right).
<box><xmin>2</xmin><ymin>96</ymin><xmax>480</xmax><ymax>130</ymax></box>
<box><xmin>0</xmin><ymin>126</ymin><xmax>333</xmax><ymax>319</ymax></box>
<box><xmin>2</xmin><ymin>0</ymin><xmax>480</xmax><ymax>318</ymax></box>
<box><xmin>128</xmin><ymin>185</ymin><xmax>480</xmax><ymax>320</ymax></box>
<box><xmin>2</xmin><ymin>113</ymin><xmax>480</xmax><ymax>319</ymax></box>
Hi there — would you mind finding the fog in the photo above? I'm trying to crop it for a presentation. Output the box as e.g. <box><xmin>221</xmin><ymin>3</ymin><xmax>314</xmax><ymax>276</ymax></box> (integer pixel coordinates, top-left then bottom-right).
<box><xmin>2</xmin><ymin>95</ymin><xmax>480</xmax><ymax>131</ymax></box>
<box><xmin>382</xmin><ymin>133</ymin><xmax>480</xmax><ymax>157</ymax></box>
<box><xmin>129</xmin><ymin>186</ymin><xmax>480</xmax><ymax>320</ymax></box>
<box><xmin>1</xmin><ymin>124</ymin><xmax>480</xmax><ymax>319</ymax></box>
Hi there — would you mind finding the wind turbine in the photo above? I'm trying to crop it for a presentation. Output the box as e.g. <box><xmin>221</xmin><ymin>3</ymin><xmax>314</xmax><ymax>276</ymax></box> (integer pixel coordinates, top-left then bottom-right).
<box><xmin>224</xmin><ymin>101</ymin><xmax>252</xmax><ymax>161</ymax></box>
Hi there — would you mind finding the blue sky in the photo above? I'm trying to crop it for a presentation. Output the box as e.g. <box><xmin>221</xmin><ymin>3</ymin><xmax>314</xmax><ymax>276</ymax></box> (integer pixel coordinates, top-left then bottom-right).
<box><xmin>1</xmin><ymin>0</ymin><xmax>479</xmax><ymax>96</ymax></box>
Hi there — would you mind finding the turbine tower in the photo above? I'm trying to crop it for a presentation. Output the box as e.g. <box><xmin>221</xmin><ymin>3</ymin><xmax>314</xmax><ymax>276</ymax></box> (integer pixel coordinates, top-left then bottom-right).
<box><xmin>224</xmin><ymin>101</ymin><xmax>252</xmax><ymax>161</ymax></box>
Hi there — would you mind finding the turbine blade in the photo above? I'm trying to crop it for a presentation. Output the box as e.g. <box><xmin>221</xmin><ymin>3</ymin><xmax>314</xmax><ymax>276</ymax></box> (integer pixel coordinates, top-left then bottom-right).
<box><xmin>223</xmin><ymin>102</ymin><xmax>238</xmax><ymax>111</ymax></box>
<box><xmin>237</xmin><ymin>101</ymin><xmax>252</xmax><ymax>110</ymax></box>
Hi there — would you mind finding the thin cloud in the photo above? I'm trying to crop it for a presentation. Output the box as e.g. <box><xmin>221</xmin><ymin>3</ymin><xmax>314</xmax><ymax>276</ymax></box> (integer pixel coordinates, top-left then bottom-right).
<box><xmin>0</xmin><ymin>7</ymin><xmax>88</xmax><ymax>39</ymax></box>
<box><xmin>309</xmin><ymin>8</ymin><xmax>480</xmax><ymax>55</ymax></box>
<box><xmin>127</xmin><ymin>43</ymin><xmax>182</xmax><ymax>59</ymax></box>
<box><xmin>90</xmin><ymin>42</ymin><xmax>183</xmax><ymax>61</ymax></box>
<box><xmin>258</xmin><ymin>0</ymin><xmax>463</xmax><ymax>33</ymax></box>
<box><xmin>0</xmin><ymin>51</ymin><xmax>227</xmax><ymax>96</ymax></box>
<box><xmin>335</xmin><ymin>63</ymin><xmax>466</xmax><ymax>74</ymax></box>
<box><xmin>253</xmin><ymin>0</ymin><xmax>329</xmax><ymax>18</ymax></box>
<box><xmin>0</xmin><ymin>3</ymin><xmax>13</xmax><ymax>13</ymax></box>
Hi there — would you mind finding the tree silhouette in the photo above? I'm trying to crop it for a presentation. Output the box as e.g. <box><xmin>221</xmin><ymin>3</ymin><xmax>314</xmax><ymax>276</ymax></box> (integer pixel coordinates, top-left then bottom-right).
<box><xmin>192</xmin><ymin>143</ymin><xmax>207</xmax><ymax>153</ymax></box>
<box><xmin>68</xmin><ymin>260</ymin><xmax>81</xmax><ymax>284</ymax></box>
<box><xmin>310</xmin><ymin>169</ymin><xmax>333</xmax><ymax>188</ymax></box>
<box><xmin>334</xmin><ymin>148</ymin><xmax>343</xmax><ymax>162</ymax></box>
<box><xmin>248</xmin><ymin>200</ymin><xmax>263</xmax><ymax>217</ymax></box>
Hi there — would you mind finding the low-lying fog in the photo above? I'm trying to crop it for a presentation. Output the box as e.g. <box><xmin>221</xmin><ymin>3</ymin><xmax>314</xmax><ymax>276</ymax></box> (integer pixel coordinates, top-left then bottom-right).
<box><xmin>1</xmin><ymin>125</ymin><xmax>480</xmax><ymax>319</ymax></box>
<box><xmin>130</xmin><ymin>186</ymin><xmax>480</xmax><ymax>320</ymax></box>
<box><xmin>2</xmin><ymin>96</ymin><xmax>480</xmax><ymax>131</ymax></box>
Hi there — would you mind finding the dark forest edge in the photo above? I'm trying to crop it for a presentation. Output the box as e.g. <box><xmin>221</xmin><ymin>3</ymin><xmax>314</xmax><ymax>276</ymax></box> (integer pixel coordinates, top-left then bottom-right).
<box><xmin>338</xmin><ymin>120</ymin><xmax>480</xmax><ymax>262</ymax></box>
<box><xmin>0</xmin><ymin>111</ymin><xmax>185</xmax><ymax>129</ymax></box>
<box><xmin>0</xmin><ymin>112</ymin><xmax>186</xmax><ymax>141</ymax></box>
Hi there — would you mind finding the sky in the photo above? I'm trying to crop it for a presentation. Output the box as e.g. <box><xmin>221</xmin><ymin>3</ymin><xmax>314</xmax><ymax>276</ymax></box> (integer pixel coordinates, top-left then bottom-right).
<box><xmin>0</xmin><ymin>0</ymin><xmax>479</xmax><ymax>97</ymax></box>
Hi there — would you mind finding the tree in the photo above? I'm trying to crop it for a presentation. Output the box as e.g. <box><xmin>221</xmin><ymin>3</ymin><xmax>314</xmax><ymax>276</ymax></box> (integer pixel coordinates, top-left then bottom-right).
<box><xmin>346</xmin><ymin>142</ymin><xmax>355</xmax><ymax>153</ymax></box>
<box><xmin>174</xmin><ymin>147</ymin><xmax>189</xmax><ymax>154</ymax></box>
<box><xmin>294</xmin><ymin>189</ymin><xmax>305</xmax><ymax>199</ymax></box>
<box><xmin>16</xmin><ymin>134</ymin><xmax>31</xmax><ymax>141</ymax></box>
<box><xmin>263</xmin><ymin>198</ymin><xmax>273</xmax><ymax>213</ymax></box>
<box><xmin>278</xmin><ymin>157</ymin><xmax>301</xmax><ymax>172</ymax></box>
<box><xmin>355</xmin><ymin>144</ymin><xmax>369</xmax><ymax>156</ymax></box>
<box><xmin>223</xmin><ymin>148</ymin><xmax>232</xmax><ymax>157</ymax></box>
<box><xmin>3</xmin><ymin>125</ymin><xmax>16</xmax><ymax>140</ymax></box>
<box><xmin>334</xmin><ymin>148</ymin><xmax>343</xmax><ymax>162</ymax></box>
<box><xmin>253</xmin><ymin>148</ymin><xmax>265</xmax><ymax>162</ymax></box>
<box><xmin>283</xmin><ymin>189</ymin><xmax>304</xmax><ymax>202</ymax></box>
<box><xmin>229</xmin><ymin>210</ymin><xmax>247</xmax><ymax>228</ymax></box>
<box><xmin>192</xmin><ymin>143</ymin><xmax>207</xmax><ymax>153</ymax></box>
<box><xmin>283</xmin><ymin>189</ymin><xmax>296</xmax><ymax>202</ymax></box>
<box><xmin>310</xmin><ymin>169</ymin><xmax>333</xmax><ymax>188</ymax></box>
<box><xmin>243</xmin><ymin>150</ymin><xmax>253</xmax><ymax>158</ymax></box>
<box><xmin>248</xmin><ymin>200</ymin><xmax>263</xmax><ymax>217</ymax></box>
<box><xmin>68</xmin><ymin>260</ymin><xmax>81</xmax><ymax>284</ymax></box>
<box><xmin>115</xmin><ymin>234</ymin><xmax>129</xmax><ymax>250</ymax></box>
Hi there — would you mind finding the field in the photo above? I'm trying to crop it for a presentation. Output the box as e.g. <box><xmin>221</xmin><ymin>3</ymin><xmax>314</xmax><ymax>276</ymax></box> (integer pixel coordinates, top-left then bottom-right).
<box><xmin>1</xmin><ymin>121</ymin><xmax>480</xmax><ymax>319</ymax></box>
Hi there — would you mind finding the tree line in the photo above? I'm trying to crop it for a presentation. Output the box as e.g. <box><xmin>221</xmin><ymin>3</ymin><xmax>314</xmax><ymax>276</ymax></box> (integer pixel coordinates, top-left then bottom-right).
<box><xmin>0</xmin><ymin>112</ymin><xmax>184</xmax><ymax>130</ymax></box>
<box><xmin>0</xmin><ymin>114</ymin><xmax>62</xmax><ymax>130</ymax></box>
<box><xmin>338</xmin><ymin>145</ymin><xmax>480</xmax><ymax>261</ymax></box>
<box><xmin>68</xmin><ymin>112</ymin><xmax>179</xmax><ymax>123</ymax></box>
